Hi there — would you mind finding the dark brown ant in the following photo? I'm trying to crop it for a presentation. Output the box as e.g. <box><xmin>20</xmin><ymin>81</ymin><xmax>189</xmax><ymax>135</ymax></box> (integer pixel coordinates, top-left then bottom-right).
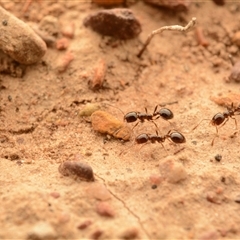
<box><xmin>192</xmin><ymin>103</ymin><xmax>240</xmax><ymax>145</ymax></box>
<box><xmin>193</xmin><ymin>103</ymin><xmax>240</xmax><ymax>133</ymax></box>
<box><xmin>124</xmin><ymin>105</ymin><xmax>174</xmax><ymax>130</ymax></box>
<box><xmin>135</xmin><ymin>130</ymin><xmax>186</xmax><ymax>148</ymax></box>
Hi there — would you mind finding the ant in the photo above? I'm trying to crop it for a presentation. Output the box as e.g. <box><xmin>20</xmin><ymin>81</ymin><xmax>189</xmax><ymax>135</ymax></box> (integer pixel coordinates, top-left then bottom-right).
<box><xmin>135</xmin><ymin>130</ymin><xmax>186</xmax><ymax>149</ymax></box>
<box><xmin>193</xmin><ymin>103</ymin><xmax>240</xmax><ymax>133</ymax></box>
<box><xmin>193</xmin><ymin>103</ymin><xmax>240</xmax><ymax>145</ymax></box>
<box><xmin>124</xmin><ymin>105</ymin><xmax>174</xmax><ymax>130</ymax></box>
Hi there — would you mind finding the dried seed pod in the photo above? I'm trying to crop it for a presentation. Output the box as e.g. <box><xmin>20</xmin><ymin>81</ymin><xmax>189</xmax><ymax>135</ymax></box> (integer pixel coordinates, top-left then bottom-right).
<box><xmin>89</xmin><ymin>59</ymin><xmax>106</xmax><ymax>91</ymax></box>
<box><xmin>58</xmin><ymin>161</ymin><xmax>95</xmax><ymax>181</ymax></box>
<box><xmin>91</xmin><ymin>110</ymin><xmax>131</xmax><ymax>140</ymax></box>
<box><xmin>229</xmin><ymin>61</ymin><xmax>240</xmax><ymax>82</ymax></box>
<box><xmin>83</xmin><ymin>8</ymin><xmax>141</xmax><ymax>40</ymax></box>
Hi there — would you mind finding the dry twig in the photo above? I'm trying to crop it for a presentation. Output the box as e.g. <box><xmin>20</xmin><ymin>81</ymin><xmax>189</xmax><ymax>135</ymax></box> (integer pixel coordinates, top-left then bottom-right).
<box><xmin>137</xmin><ymin>17</ymin><xmax>197</xmax><ymax>58</ymax></box>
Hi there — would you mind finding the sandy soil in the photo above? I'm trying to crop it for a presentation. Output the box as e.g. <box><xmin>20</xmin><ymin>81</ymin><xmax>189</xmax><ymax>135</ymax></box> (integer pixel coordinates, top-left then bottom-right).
<box><xmin>1</xmin><ymin>1</ymin><xmax>240</xmax><ymax>239</ymax></box>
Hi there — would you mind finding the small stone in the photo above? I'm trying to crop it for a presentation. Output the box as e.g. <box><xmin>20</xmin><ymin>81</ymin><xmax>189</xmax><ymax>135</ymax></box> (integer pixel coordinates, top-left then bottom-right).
<box><xmin>83</xmin><ymin>8</ymin><xmax>141</xmax><ymax>40</ymax></box>
<box><xmin>212</xmin><ymin>0</ymin><xmax>225</xmax><ymax>5</ymax></box>
<box><xmin>50</xmin><ymin>192</ymin><xmax>60</xmax><ymax>198</ymax></box>
<box><xmin>79</xmin><ymin>103</ymin><xmax>101</xmax><ymax>117</ymax></box>
<box><xmin>77</xmin><ymin>220</ymin><xmax>92</xmax><ymax>230</ymax></box>
<box><xmin>214</xmin><ymin>154</ymin><xmax>222</xmax><ymax>162</ymax></box>
<box><xmin>56</xmin><ymin>51</ymin><xmax>74</xmax><ymax>73</ymax></box>
<box><xmin>86</xmin><ymin>182</ymin><xmax>111</xmax><ymax>201</ymax></box>
<box><xmin>0</xmin><ymin>6</ymin><xmax>46</xmax><ymax>64</ymax></box>
<box><xmin>206</xmin><ymin>191</ymin><xmax>220</xmax><ymax>204</ymax></box>
<box><xmin>234</xmin><ymin>194</ymin><xmax>240</xmax><ymax>203</ymax></box>
<box><xmin>143</xmin><ymin>0</ymin><xmax>190</xmax><ymax>11</ymax></box>
<box><xmin>229</xmin><ymin>61</ymin><xmax>240</xmax><ymax>83</ymax></box>
<box><xmin>89</xmin><ymin>59</ymin><xmax>107</xmax><ymax>91</ymax></box>
<box><xmin>61</xmin><ymin>22</ymin><xmax>75</xmax><ymax>39</ymax></box>
<box><xmin>159</xmin><ymin>156</ymin><xmax>187</xmax><ymax>183</ymax></box>
<box><xmin>39</xmin><ymin>15</ymin><xmax>60</xmax><ymax>37</ymax></box>
<box><xmin>56</xmin><ymin>37</ymin><xmax>69</xmax><ymax>50</ymax></box>
<box><xmin>232</xmin><ymin>31</ymin><xmax>240</xmax><ymax>47</ymax></box>
<box><xmin>149</xmin><ymin>174</ymin><xmax>163</xmax><ymax>185</ymax></box>
<box><xmin>96</xmin><ymin>201</ymin><xmax>115</xmax><ymax>217</ymax></box>
<box><xmin>120</xmin><ymin>227</ymin><xmax>139</xmax><ymax>240</ymax></box>
<box><xmin>58</xmin><ymin>161</ymin><xmax>94</xmax><ymax>181</ymax></box>
<box><xmin>27</xmin><ymin>221</ymin><xmax>57</xmax><ymax>240</ymax></box>
<box><xmin>91</xmin><ymin>110</ymin><xmax>131</xmax><ymax>141</ymax></box>
<box><xmin>91</xmin><ymin>229</ymin><xmax>103</xmax><ymax>240</ymax></box>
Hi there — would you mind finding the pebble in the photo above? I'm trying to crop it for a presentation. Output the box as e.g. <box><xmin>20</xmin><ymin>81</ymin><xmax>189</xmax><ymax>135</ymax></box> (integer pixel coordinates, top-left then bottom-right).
<box><xmin>39</xmin><ymin>15</ymin><xmax>60</xmax><ymax>37</ymax></box>
<box><xmin>61</xmin><ymin>22</ymin><xmax>75</xmax><ymax>39</ymax></box>
<box><xmin>159</xmin><ymin>156</ymin><xmax>187</xmax><ymax>183</ymax></box>
<box><xmin>143</xmin><ymin>0</ymin><xmax>190</xmax><ymax>11</ymax></box>
<box><xmin>56</xmin><ymin>51</ymin><xmax>74</xmax><ymax>73</ymax></box>
<box><xmin>79</xmin><ymin>103</ymin><xmax>101</xmax><ymax>117</ymax></box>
<box><xmin>214</xmin><ymin>154</ymin><xmax>222</xmax><ymax>162</ymax></box>
<box><xmin>91</xmin><ymin>229</ymin><xmax>103</xmax><ymax>240</ymax></box>
<box><xmin>91</xmin><ymin>110</ymin><xmax>131</xmax><ymax>141</ymax></box>
<box><xmin>77</xmin><ymin>220</ymin><xmax>92</xmax><ymax>230</ymax></box>
<box><xmin>92</xmin><ymin>0</ymin><xmax>124</xmax><ymax>6</ymax></box>
<box><xmin>232</xmin><ymin>31</ymin><xmax>240</xmax><ymax>47</ymax></box>
<box><xmin>27</xmin><ymin>221</ymin><xmax>57</xmax><ymax>240</ymax></box>
<box><xmin>83</xmin><ymin>9</ymin><xmax>141</xmax><ymax>40</ymax></box>
<box><xmin>96</xmin><ymin>201</ymin><xmax>115</xmax><ymax>217</ymax></box>
<box><xmin>229</xmin><ymin>61</ymin><xmax>240</xmax><ymax>82</ymax></box>
<box><xmin>58</xmin><ymin>161</ymin><xmax>95</xmax><ymax>181</ymax></box>
<box><xmin>206</xmin><ymin>191</ymin><xmax>221</xmax><ymax>204</ymax></box>
<box><xmin>0</xmin><ymin>6</ymin><xmax>47</xmax><ymax>64</ymax></box>
<box><xmin>212</xmin><ymin>0</ymin><xmax>225</xmax><ymax>5</ymax></box>
<box><xmin>120</xmin><ymin>227</ymin><xmax>139</xmax><ymax>240</ymax></box>
<box><xmin>86</xmin><ymin>182</ymin><xmax>112</xmax><ymax>201</ymax></box>
<box><xmin>55</xmin><ymin>37</ymin><xmax>69</xmax><ymax>50</ymax></box>
<box><xmin>89</xmin><ymin>59</ymin><xmax>107</xmax><ymax>91</ymax></box>
<box><xmin>234</xmin><ymin>194</ymin><xmax>240</xmax><ymax>203</ymax></box>
<box><xmin>50</xmin><ymin>191</ymin><xmax>60</xmax><ymax>198</ymax></box>
<box><xmin>149</xmin><ymin>174</ymin><xmax>163</xmax><ymax>185</ymax></box>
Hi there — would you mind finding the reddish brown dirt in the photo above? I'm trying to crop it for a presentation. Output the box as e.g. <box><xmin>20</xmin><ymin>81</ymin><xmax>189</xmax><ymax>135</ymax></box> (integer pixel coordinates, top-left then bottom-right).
<box><xmin>1</xmin><ymin>1</ymin><xmax>240</xmax><ymax>239</ymax></box>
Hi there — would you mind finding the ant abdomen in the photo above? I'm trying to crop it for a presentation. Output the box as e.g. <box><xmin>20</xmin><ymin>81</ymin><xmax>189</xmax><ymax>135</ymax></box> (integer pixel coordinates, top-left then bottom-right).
<box><xmin>211</xmin><ymin>113</ymin><xmax>225</xmax><ymax>126</ymax></box>
<box><xmin>124</xmin><ymin>112</ymin><xmax>138</xmax><ymax>123</ymax></box>
<box><xmin>135</xmin><ymin>133</ymin><xmax>149</xmax><ymax>144</ymax></box>
<box><xmin>157</xmin><ymin>108</ymin><xmax>174</xmax><ymax>120</ymax></box>
<box><xmin>169</xmin><ymin>131</ymin><xmax>186</xmax><ymax>144</ymax></box>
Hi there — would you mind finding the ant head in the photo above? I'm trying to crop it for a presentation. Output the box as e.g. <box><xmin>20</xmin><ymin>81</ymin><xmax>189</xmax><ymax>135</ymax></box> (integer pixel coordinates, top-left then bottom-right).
<box><xmin>211</xmin><ymin>113</ymin><xmax>225</xmax><ymax>126</ymax></box>
<box><xmin>135</xmin><ymin>133</ymin><xmax>149</xmax><ymax>144</ymax></box>
<box><xmin>168</xmin><ymin>131</ymin><xmax>186</xmax><ymax>144</ymax></box>
<box><xmin>158</xmin><ymin>108</ymin><xmax>174</xmax><ymax>120</ymax></box>
<box><xmin>124</xmin><ymin>112</ymin><xmax>138</xmax><ymax>123</ymax></box>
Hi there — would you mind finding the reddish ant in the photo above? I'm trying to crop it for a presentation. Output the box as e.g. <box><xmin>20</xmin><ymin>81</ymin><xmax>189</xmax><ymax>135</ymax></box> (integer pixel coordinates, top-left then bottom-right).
<box><xmin>124</xmin><ymin>105</ymin><xmax>174</xmax><ymax>130</ymax></box>
<box><xmin>192</xmin><ymin>103</ymin><xmax>240</xmax><ymax>145</ymax></box>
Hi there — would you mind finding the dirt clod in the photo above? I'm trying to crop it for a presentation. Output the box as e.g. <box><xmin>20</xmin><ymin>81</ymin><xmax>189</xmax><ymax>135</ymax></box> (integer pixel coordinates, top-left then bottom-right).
<box><xmin>229</xmin><ymin>61</ymin><xmax>240</xmax><ymax>83</ymax></box>
<box><xmin>56</xmin><ymin>51</ymin><xmax>74</xmax><ymax>72</ymax></box>
<box><xmin>89</xmin><ymin>59</ymin><xmax>107</xmax><ymax>91</ymax></box>
<box><xmin>77</xmin><ymin>220</ymin><xmax>92</xmax><ymax>230</ymax></box>
<box><xmin>27</xmin><ymin>221</ymin><xmax>57</xmax><ymax>240</ymax></box>
<box><xmin>55</xmin><ymin>37</ymin><xmax>69</xmax><ymax>50</ymax></box>
<box><xmin>91</xmin><ymin>110</ymin><xmax>131</xmax><ymax>140</ymax></box>
<box><xmin>61</xmin><ymin>22</ymin><xmax>75</xmax><ymax>39</ymax></box>
<box><xmin>96</xmin><ymin>201</ymin><xmax>115</xmax><ymax>217</ymax></box>
<box><xmin>159</xmin><ymin>156</ymin><xmax>187</xmax><ymax>183</ymax></box>
<box><xmin>58</xmin><ymin>161</ymin><xmax>95</xmax><ymax>181</ymax></box>
<box><xmin>39</xmin><ymin>15</ymin><xmax>60</xmax><ymax>37</ymax></box>
<box><xmin>0</xmin><ymin>6</ymin><xmax>46</xmax><ymax>64</ymax></box>
<box><xmin>83</xmin><ymin>8</ymin><xmax>141</xmax><ymax>40</ymax></box>
<box><xmin>120</xmin><ymin>227</ymin><xmax>139</xmax><ymax>240</ymax></box>
<box><xmin>143</xmin><ymin>0</ymin><xmax>190</xmax><ymax>11</ymax></box>
<box><xmin>232</xmin><ymin>31</ymin><xmax>240</xmax><ymax>47</ymax></box>
<box><xmin>86</xmin><ymin>183</ymin><xmax>112</xmax><ymax>201</ymax></box>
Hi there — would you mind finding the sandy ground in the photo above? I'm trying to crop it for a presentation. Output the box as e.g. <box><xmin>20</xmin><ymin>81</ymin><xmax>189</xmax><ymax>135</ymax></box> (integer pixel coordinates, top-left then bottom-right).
<box><xmin>1</xmin><ymin>1</ymin><xmax>240</xmax><ymax>239</ymax></box>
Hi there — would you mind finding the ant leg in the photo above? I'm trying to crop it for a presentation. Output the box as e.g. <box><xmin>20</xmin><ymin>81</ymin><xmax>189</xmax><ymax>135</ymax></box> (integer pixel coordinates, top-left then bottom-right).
<box><xmin>211</xmin><ymin>135</ymin><xmax>219</xmax><ymax>146</ymax></box>
<box><xmin>132</xmin><ymin>121</ymin><xmax>140</xmax><ymax>131</ymax></box>
<box><xmin>192</xmin><ymin>119</ymin><xmax>209</xmax><ymax>131</ymax></box>
<box><xmin>151</xmin><ymin>120</ymin><xmax>160</xmax><ymax>131</ymax></box>
<box><xmin>145</xmin><ymin>107</ymin><xmax>148</xmax><ymax>113</ymax></box>
<box><xmin>153</xmin><ymin>105</ymin><xmax>158</xmax><ymax>116</ymax></box>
